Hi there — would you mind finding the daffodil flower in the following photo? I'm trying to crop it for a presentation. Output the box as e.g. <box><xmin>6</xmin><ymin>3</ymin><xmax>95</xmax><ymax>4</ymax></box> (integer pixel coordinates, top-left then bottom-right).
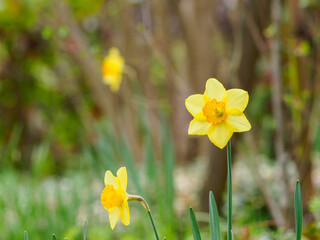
<box><xmin>101</xmin><ymin>167</ymin><xmax>160</xmax><ymax>239</ymax></box>
<box><xmin>185</xmin><ymin>78</ymin><xmax>251</xmax><ymax>149</ymax></box>
<box><xmin>102</xmin><ymin>47</ymin><xmax>124</xmax><ymax>92</ymax></box>
<box><xmin>101</xmin><ymin>167</ymin><xmax>130</xmax><ymax>229</ymax></box>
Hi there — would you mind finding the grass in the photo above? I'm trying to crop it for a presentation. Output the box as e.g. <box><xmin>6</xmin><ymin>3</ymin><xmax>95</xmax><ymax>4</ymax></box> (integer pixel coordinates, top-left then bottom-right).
<box><xmin>0</xmin><ymin>168</ymin><xmax>181</xmax><ymax>240</ymax></box>
<box><xmin>0</xmin><ymin>163</ymin><xmax>316</xmax><ymax>239</ymax></box>
<box><xmin>0</xmin><ymin>119</ymin><xmax>183</xmax><ymax>240</ymax></box>
<box><xmin>0</xmin><ymin>169</ymin><xmax>99</xmax><ymax>240</ymax></box>
<box><xmin>1</xmin><ymin>119</ymin><xmax>319</xmax><ymax>239</ymax></box>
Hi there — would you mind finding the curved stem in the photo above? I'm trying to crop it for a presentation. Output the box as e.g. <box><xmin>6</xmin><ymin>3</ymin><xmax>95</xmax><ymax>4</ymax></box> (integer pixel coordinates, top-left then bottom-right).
<box><xmin>128</xmin><ymin>195</ymin><xmax>160</xmax><ymax>240</ymax></box>
<box><xmin>227</xmin><ymin>140</ymin><xmax>232</xmax><ymax>240</ymax></box>
<box><xmin>128</xmin><ymin>195</ymin><xmax>150</xmax><ymax>211</ymax></box>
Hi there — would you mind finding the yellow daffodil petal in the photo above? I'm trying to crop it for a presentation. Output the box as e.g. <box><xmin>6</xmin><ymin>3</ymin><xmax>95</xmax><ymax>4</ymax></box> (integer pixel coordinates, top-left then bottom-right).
<box><xmin>104</xmin><ymin>170</ymin><xmax>118</xmax><ymax>188</ymax></box>
<box><xmin>203</xmin><ymin>94</ymin><xmax>211</xmax><ymax>103</ymax></box>
<box><xmin>120</xmin><ymin>201</ymin><xmax>130</xmax><ymax>226</ymax></box>
<box><xmin>188</xmin><ymin>118</ymin><xmax>211</xmax><ymax>135</ymax></box>
<box><xmin>225</xmin><ymin>89</ymin><xmax>249</xmax><ymax>111</ymax></box>
<box><xmin>104</xmin><ymin>76</ymin><xmax>121</xmax><ymax>92</ymax></box>
<box><xmin>226</xmin><ymin>113</ymin><xmax>251</xmax><ymax>132</ymax></box>
<box><xmin>227</xmin><ymin>108</ymin><xmax>242</xmax><ymax>115</ymax></box>
<box><xmin>194</xmin><ymin>112</ymin><xmax>207</xmax><ymax>121</ymax></box>
<box><xmin>204</xmin><ymin>78</ymin><xmax>226</xmax><ymax>101</ymax></box>
<box><xmin>109</xmin><ymin>207</ymin><xmax>120</xmax><ymax>230</ymax></box>
<box><xmin>185</xmin><ymin>94</ymin><xmax>205</xmax><ymax>116</ymax></box>
<box><xmin>207</xmin><ymin>122</ymin><xmax>233</xmax><ymax>149</ymax></box>
<box><xmin>103</xmin><ymin>76</ymin><xmax>112</xmax><ymax>84</ymax></box>
<box><xmin>117</xmin><ymin>167</ymin><xmax>127</xmax><ymax>191</ymax></box>
<box><xmin>111</xmin><ymin>80</ymin><xmax>121</xmax><ymax>92</ymax></box>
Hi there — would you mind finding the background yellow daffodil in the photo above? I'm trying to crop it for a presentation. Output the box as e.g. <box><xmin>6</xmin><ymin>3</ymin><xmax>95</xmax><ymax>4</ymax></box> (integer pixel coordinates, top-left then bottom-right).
<box><xmin>185</xmin><ymin>78</ymin><xmax>251</xmax><ymax>149</ymax></box>
<box><xmin>101</xmin><ymin>167</ymin><xmax>130</xmax><ymax>229</ymax></box>
<box><xmin>102</xmin><ymin>47</ymin><xmax>124</xmax><ymax>92</ymax></box>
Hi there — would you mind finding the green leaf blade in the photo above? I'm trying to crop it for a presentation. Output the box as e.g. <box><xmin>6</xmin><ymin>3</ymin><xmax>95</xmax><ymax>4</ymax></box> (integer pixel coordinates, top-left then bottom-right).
<box><xmin>189</xmin><ymin>207</ymin><xmax>201</xmax><ymax>240</ymax></box>
<box><xmin>83</xmin><ymin>220</ymin><xmax>87</xmax><ymax>240</ymax></box>
<box><xmin>209</xmin><ymin>191</ymin><xmax>221</xmax><ymax>240</ymax></box>
<box><xmin>295</xmin><ymin>180</ymin><xmax>303</xmax><ymax>240</ymax></box>
<box><xmin>24</xmin><ymin>231</ymin><xmax>28</xmax><ymax>240</ymax></box>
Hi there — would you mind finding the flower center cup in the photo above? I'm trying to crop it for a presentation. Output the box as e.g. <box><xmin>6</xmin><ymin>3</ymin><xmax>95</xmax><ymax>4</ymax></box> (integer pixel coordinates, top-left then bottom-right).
<box><xmin>103</xmin><ymin>61</ymin><xmax>121</xmax><ymax>77</ymax></box>
<box><xmin>101</xmin><ymin>185</ymin><xmax>125</xmax><ymax>210</ymax></box>
<box><xmin>202</xmin><ymin>99</ymin><xmax>228</xmax><ymax>125</ymax></box>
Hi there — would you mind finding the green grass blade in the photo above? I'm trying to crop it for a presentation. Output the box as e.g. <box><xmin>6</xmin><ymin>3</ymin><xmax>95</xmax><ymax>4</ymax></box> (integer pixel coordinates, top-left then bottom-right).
<box><xmin>3</xmin><ymin>124</ymin><xmax>21</xmax><ymax>166</ymax></box>
<box><xmin>94</xmin><ymin>119</ymin><xmax>119</xmax><ymax>173</ymax></box>
<box><xmin>83</xmin><ymin>220</ymin><xmax>87</xmax><ymax>240</ymax></box>
<box><xmin>295</xmin><ymin>180</ymin><xmax>303</xmax><ymax>240</ymax></box>
<box><xmin>145</xmin><ymin>133</ymin><xmax>156</xmax><ymax>183</ymax></box>
<box><xmin>121</xmin><ymin>135</ymin><xmax>145</xmax><ymax>197</ymax></box>
<box><xmin>52</xmin><ymin>234</ymin><xmax>57</xmax><ymax>240</ymax></box>
<box><xmin>96</xmin><ymin>136</ymin><xmax>117</xmax><ymax>173</ymax></box>
<box><xmin>209</xmin><ymin>191</ymin><xmax>221</xmax><ymax>240</ymax></box>
<box><xmin>189</xmin><ymin>207</ymin><xmax>201</xmax><ymax>240</ymax></box>
<box><xmin>162</xmin><ymin>121</ymin><xmax>175</xmax><ymax>220</ymax></box>
<box><xmin>24</xmin><ymin>231</ymin><xmax>28</xmax><ymax>240</ymax></box>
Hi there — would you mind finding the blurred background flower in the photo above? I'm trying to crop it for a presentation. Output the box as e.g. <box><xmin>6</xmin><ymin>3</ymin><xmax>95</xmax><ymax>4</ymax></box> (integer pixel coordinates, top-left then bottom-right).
<box><xmin>102</xmin><ymin>47</ymin><xmax>124</xmax><ymax>92</ymax></box>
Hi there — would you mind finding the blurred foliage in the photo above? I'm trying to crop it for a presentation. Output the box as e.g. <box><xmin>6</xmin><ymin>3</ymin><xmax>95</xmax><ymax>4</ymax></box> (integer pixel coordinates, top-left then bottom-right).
<box><xmin>305</xmin><ymin>195</ymin><xmax>320</xmax><ymax>239</ymax></box>
<box><xmin>0</xmin><ymin>0</ymin><xmax>320</xmax><ymax>239</ymax></box>
<box><xmin>0</xmin><ymin>169</ymin><xmax>173</xmax><ymax>240</ymax></box>
<box><xmin>0</xmin><ymin>120</ymin><xmax>187</xmax><ymax>240</ymax></box>
<box><xmin>0</xmin><ymin>0</ymin><xmax>86</xmax><ymax>170</ymax></box>
<box><xmin>82</xmin><ymin>119</ymin><xmax>178</xmax><ymax>238</ymax></box>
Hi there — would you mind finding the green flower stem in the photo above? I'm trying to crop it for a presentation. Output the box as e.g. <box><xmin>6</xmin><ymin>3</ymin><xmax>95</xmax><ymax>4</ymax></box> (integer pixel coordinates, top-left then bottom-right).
<box><xmin>128</xmin><ymin>195</ymin><xmax>160</xmax><ymax>240</ymax></box>
<box><xmin>148</xmin><ymin>211</ymin><xmax>160</xmax><ymax>240</ymax></box>
<box><xmin>227</xmin><ymin>140</ymin><xmax>232</xmax><ymax>240</ymax></box>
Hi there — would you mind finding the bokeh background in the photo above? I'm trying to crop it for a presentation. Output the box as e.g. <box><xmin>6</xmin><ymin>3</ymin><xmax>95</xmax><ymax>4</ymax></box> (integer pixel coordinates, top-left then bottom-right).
<box><xmin>0</xmin><ymin>0</ymin><xmax>320</xmax><ymax>239</ymax></box>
